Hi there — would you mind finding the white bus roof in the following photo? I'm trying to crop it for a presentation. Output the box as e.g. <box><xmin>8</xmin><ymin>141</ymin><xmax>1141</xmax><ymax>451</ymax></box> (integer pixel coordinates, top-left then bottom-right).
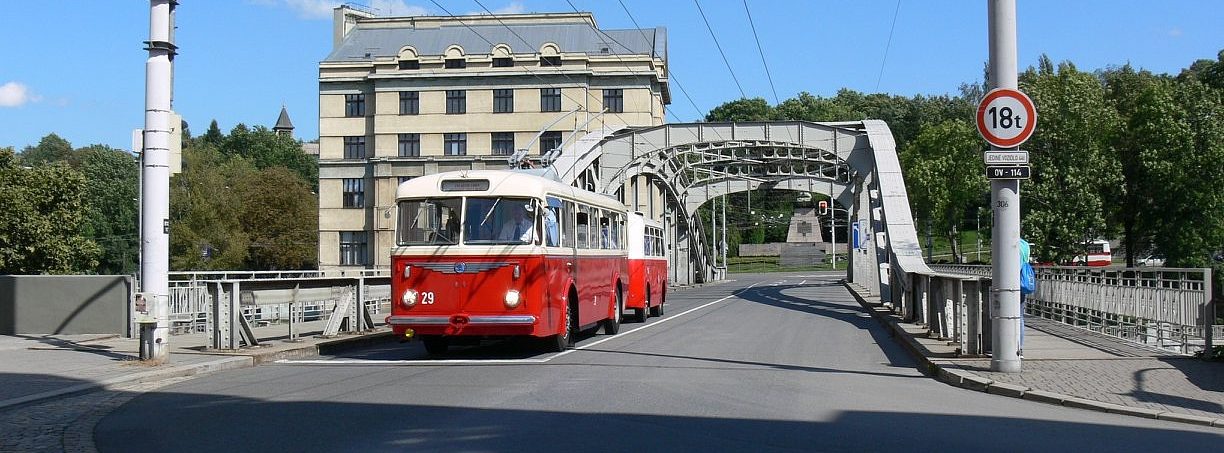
<box><xmin>396</xmin><ymin>170</ymin><xmax>627</xmax><ymax>211</ymax></box>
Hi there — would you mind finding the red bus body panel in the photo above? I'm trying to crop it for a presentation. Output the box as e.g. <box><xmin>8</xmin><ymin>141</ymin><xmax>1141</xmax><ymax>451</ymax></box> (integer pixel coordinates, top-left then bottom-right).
<box><xmin>389</xmin><ymin>251</ymin><xmax>624</xmax><ymax>338</ymax></box>
<box><xmin>626</xmin><ymin>257</ymin><xmax>667</xmax><ymax>311</ymax></box>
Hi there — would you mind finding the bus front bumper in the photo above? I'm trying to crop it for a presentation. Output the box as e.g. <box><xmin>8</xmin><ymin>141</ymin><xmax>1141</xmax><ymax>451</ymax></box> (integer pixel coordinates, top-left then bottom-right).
<box><xmin>387</xmin><ymin>314</ymin><xmax>539</xmax><ymax>336</ymax></box>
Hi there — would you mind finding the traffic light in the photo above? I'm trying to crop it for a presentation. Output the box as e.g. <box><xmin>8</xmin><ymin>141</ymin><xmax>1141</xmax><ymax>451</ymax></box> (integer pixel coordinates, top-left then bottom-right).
<box><xmin>818</xmin><ymin>200</ymin><xmax>829</xmax><ymax>215</ymax></box>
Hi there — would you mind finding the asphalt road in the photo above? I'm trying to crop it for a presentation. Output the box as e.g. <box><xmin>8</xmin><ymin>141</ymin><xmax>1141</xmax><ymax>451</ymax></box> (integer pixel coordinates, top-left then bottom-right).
<box><xmin>96</xmin><ymin>272</ymin><xmax>1222</xmax><ymax>452</ymax></box>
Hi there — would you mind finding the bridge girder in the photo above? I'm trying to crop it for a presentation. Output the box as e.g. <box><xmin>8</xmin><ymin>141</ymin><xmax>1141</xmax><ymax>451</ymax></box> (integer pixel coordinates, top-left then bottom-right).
<box><xmin>548</xmin><ymin>120</ymin><xmax>928</xmax><ymax>291</ymax></box>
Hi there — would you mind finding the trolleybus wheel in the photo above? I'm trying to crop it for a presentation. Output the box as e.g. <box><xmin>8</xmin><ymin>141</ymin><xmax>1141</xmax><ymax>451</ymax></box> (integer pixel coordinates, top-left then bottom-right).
<box><xmin>547</xmin><ymin>296</ymin><xmax>576</xmax><ymax>352</ymax></box>
<box><xmin>635</xmin><ymin>286</ymin><xmax>651</xmax><ymax>322</ymax></box>
<box><xmin>422</xmin><ymin>336</ymin><xmax>449</xmax><ymax>355</ymax></box>
<box><xmin>603</xmin><ymin>288</ymin><xmax>622</xmax><ymax>335</ymax></box>
<box><xmin>650</xmin><ymin>290</ymin><xmax>664</xmax><ymax>317</ymax></box>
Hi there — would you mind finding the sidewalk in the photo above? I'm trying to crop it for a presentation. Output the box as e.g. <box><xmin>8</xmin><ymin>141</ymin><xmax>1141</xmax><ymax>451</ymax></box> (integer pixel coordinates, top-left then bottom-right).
<box><xmin>847</xmin><ymin>283</ymin><xmax>1224</xmax><ymax>428</ymax></box>
<box><xmin>0</xmin><ymin>326</ymin><xmax>393</xmax><ymax>410</ymax></box>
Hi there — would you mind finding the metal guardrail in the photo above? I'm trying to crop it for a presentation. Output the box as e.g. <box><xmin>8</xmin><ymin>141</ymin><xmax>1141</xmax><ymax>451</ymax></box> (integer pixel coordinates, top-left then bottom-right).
<box><xmin>162</xmin><ymin>274</ymin><xmax>391</xmax><ymax>350</ymax></box>
<box><xmin>931</xmin><ymin>264</ymin><xmax>1216</xmax><ymax>355</ymax></box>
<box><xmin>890</xmin><ymin>270</ymin><xmax>990</xmax><ymax>356</ymax></box>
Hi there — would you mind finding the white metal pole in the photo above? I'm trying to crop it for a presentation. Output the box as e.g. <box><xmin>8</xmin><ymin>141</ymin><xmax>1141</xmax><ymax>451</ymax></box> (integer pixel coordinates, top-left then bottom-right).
<box><xmin>141</xmin><ymin>0</ymin><xmax>175</xmax><ymax>361</ymax></box>
<box><xmin>989</xmin><ymin>0</ymin><xmax>1022</xmax><ymax>373</ymax></box>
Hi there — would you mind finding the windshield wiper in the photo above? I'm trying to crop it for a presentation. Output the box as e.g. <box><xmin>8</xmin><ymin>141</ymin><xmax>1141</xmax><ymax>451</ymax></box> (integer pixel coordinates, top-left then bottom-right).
<box><xmin>479</xmin><ymin>198</ymin><xmax>500</xmax><ymax>227</ymax></box>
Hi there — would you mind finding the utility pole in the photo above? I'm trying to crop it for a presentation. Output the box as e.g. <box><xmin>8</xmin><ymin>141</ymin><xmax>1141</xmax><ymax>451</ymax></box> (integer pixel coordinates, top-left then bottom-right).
<box><xmin>988</xmin><ymin>0</ymin><xmax>1023</xmax><ymax>373</ymax></box>
<box><xmin>141</xmin><ymin>0</ymin><xmax>175</xmax><ymax>361</ymax></box>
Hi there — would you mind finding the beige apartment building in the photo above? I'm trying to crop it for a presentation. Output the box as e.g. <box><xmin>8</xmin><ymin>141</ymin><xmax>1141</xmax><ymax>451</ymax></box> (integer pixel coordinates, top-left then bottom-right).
<box><xmin>318</xmin><ymin>6</ymin><xmax>670</xmax><ymax>270</ymax></box>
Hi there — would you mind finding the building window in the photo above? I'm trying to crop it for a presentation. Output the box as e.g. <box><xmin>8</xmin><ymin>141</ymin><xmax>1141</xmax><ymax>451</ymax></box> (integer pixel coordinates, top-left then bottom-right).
<box><xmin>344</xmin><ymin>94</ymin><xmax>365</xmax><ymax>117</ymax></box>
<box><xmin>603</xmin><ymin>89</ymin><xmax>624</xmax><ymax>113</ymax></box>
<box><xmin>343</xmin><ymin>136</ymin><xmax>366</xmax><ymax>159</ymax></box>
<box><xmin>398</xmin><ymin>59</ymin><xmax>420</xmax><ymax>70</ymax></box>
<box><xmin>493</xmin><ymin>89</ymin><xmax>514</xmax><ymax>113</ymax></box>
<box><xmin>398</xmin><ymin>133</ymin><xmax>420</xmax><ymax>157</ymax></box>
<box><xmin>443</xmin><ymin>133</ymin><xmax>467</xmax><ymax>156</ymax></box>
<box><xmin>540</xmin><ymin>56</ymin><xmax>561</xmax><ymax>67</ymax></box>
<box><xmin>398</xmin><ymin>176</ymin><xmax>415</xmax><ymax>186</ymax></box>
<box><xmin>540</xmin><ymin>131</ymin><xmax>562</xmax><ymax>155</ymax></box>
<box><xmin>492</xmin><ymin>132</ymin><xmax>515</xmax><ymax>156</ymax></box>
<box><xmin>540</xmin><ymin>88</ymin><xmax>561</xmax><ymax>112</ymax></box>
<box><xmin>445</xmin><ymin>58</ymin><xmax>466</xmax><ymax>69</ymax></box>
<box><xmin>399</xmin><ymin>91</ymin><xmax>419</xmax><ymax>115</ymax></box>
<box><xmin>339</xmin><ymin>231</ymin><xmax>368</xmax><ymax>266</ymax></box>
<box><xmin>342</xmin><ymin>178</ymin><xmax>364</xmax><ymax>208</ymax></box>
<box><xmin>492</xmin><ymin>57</ymin><xmax>513</xmax><ymax>67</ymax></box>
<box><xmin>446</xmin><ymin>90</ymin><xmax>466</xmax><ymax>114</ymax></box>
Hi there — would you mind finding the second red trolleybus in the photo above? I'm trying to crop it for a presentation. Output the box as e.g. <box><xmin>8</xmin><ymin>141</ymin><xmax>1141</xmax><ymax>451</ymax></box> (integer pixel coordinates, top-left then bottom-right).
<box><xmin>388</xmin><ymin>170</ymin><xmax>629</xmax><ymax>353</ymax></box>
<box><xmin>625</xmin><ymin>212</ymin><xmax>667</xmax><ymax>322</ymax></box>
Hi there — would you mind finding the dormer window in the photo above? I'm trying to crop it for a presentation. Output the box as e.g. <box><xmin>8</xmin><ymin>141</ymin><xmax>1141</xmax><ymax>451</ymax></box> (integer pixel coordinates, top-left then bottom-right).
<box><xmin>398</xmin><ymin>59</ymin><xmax>420</xmax><ymax>70</ymax></box>
<box><xmin>539</xmin><ymin>56</ymin><xmax>562</xmax><ymax>67</ymax></box>
<box><xmin>445</xmin><ymin>58</ymin><xmax>466</xmax><ymax>69</ymax></box>
<box><xmin>492</xmin><ymin>57</ymin><xmax>514</xmax><ymax>68</ymax></box>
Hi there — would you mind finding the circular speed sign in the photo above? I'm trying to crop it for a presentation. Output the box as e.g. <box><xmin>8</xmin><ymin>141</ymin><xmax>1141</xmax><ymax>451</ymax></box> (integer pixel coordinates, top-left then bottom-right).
<box><xmin>976</xmin><ymin>88</ymin><xmax>1037</xmax><ymax>148</ymax></box>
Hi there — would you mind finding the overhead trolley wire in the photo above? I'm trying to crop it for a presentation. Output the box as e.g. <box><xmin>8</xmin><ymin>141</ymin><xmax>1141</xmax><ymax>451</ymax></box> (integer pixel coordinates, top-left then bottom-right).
<box><xmin>693</xmin><ymin>0</ymin><xmax>747</xmax><ymax>99</ymax></box>
<box><xmin>742</xmin><ymin>0</ymin><xmax>779</xmax><ymax>105</ymax></box>
<box><xmin>875</xmin><ymin>0</ymin><xmax>902</xmax><ymax>92</ymax></box>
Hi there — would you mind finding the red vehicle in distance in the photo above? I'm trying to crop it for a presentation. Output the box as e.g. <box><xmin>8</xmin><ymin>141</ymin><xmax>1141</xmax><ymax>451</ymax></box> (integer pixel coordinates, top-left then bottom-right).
<box><xmin>625</xmin><ymin>212</ymin><xmax>668</xmax><ymax>322</ymax></box>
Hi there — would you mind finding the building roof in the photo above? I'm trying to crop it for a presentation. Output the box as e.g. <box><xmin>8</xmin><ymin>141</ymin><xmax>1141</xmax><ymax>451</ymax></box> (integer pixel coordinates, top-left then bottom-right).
<box><xmin>274</xmin><ymin>106</ymin><xmax>294</xmax><ymax>131</ymax></box>
<box><xmin>324</xmin><ymin>21</ymin><xmax>665</xmax><ymax>62</ymax></box>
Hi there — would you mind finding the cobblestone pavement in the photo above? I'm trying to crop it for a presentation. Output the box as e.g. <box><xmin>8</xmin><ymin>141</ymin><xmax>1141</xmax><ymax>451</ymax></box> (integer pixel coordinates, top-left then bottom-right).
<box><xmin>941</xmin><ymin>319</ymin><xmax>1224</xmax><ymax>419</ymax></box>
<box><xmin>0</xmin><ymin>377</ymin><xmax>194</xmax><ymax>453</ymax></box>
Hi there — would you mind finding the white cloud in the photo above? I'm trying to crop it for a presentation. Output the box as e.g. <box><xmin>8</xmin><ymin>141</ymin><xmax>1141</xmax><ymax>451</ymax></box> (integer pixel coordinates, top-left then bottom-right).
<box><xmin>0</xmin><ymin>82</ymin><xmax>40</xmax><ymax>108</ymax></box>
<box><xmin>467</xmin><ymin>1</ymin><xmax>525</xmax><ymax>15</ymax></box>
<box><xmin>368</xmin><ymin>0</ymin><xmax>429</xmax><ymax>16</ymax></box>
<box><xmin>1168</xmin><ymin>27</ymin><xmax>1183</xmax><ymax>38</ymax></box>
<box><xmin>263</xmin><ymin>0</ymin><xmax>429</xmax><ymax>19</ymax></box>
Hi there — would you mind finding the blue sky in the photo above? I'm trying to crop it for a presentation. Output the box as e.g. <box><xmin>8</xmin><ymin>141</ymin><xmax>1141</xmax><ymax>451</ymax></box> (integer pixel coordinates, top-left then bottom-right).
<box><xmin>2</xmin><ymin>0</ymin><xmax>1221</xmax><ymax>151</ymax></box>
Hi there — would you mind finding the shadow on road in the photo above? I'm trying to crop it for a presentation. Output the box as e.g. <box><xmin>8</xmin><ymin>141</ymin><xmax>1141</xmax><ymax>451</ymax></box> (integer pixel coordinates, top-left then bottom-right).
<box><xmin>87</xmin><ymin>384</ymin><xmax>1223</xmax><ymax>453</ymax></box>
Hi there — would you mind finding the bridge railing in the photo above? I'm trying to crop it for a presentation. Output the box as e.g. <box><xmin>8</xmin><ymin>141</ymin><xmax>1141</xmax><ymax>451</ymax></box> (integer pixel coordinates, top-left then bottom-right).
<box><xmin>888</xmin><ymin>270</ymin><xmax>991</xmax><ymax>357</ymax></box>
<box><xmin>161</xmin><ymin>273</ymin><xmax>391</xmax><ymax>349</ymax></box>
<box><xmin>932</xmin><ymin>264</ymin><xmax>1215</xmax><ymax>355</ymax></box>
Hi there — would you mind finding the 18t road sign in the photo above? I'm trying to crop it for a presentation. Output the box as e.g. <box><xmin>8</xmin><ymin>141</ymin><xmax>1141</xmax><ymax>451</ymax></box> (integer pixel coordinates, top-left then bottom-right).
<box><xmin>977</xmin><ymin>88</ymin><xmax>1037</xmax><ymax>148</ymax></box>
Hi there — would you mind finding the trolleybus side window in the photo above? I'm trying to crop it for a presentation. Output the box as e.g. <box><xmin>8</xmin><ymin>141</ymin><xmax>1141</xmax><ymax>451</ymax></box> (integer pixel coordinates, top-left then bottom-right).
<box><xmin>576</xmin><ymin>205</ymin><xmax>591</xmax><ymax>249</ymax></box>
<box><xmin>561</xmin><ymin>200</ymin><xmax>576</xmax><ymax>248</ymax></box>
<box><xmin>544</xmin><ymin>197</ymin><xmax>562</xmax><ymax>247</ymax></box>
<box><xmin>397</xmin><ymin>198</ymin><xmax>462</xmax><ymax>245</ymax></box>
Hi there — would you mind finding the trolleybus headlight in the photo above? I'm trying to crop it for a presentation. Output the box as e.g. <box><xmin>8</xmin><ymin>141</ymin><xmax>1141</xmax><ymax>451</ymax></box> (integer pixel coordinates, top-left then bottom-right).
<box><xmin>504</xmin><ymin>290</ymin><xmax>521</xmax><ymax>308</ymax></box>
<box><xmin>401</xmin><ymin>289</ymin><xmax>418</xmax><ymax>308</ymax></box>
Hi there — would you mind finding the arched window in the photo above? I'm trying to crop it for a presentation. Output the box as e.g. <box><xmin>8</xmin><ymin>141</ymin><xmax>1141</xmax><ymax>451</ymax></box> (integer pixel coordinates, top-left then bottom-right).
<box><xmin>398</xmin><ymin>47</ymin><xmax>420</xmax><ymax>70</ymax></box>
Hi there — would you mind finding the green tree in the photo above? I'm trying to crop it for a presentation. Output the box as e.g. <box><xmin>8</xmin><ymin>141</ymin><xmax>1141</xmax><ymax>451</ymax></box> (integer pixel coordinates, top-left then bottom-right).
<box><xmin>201</xmin><ymin>119</ymin><xmax>224</xmax><ymax>147</ymax></box>
<box><xmin>1150</xmin><ymin>78</ymin><xmax>1224</xmax><ymax>268</ymax></box>
<box><xmin>235</xmin><ymin>166</ymin><xmax>319</xmax><ymax>270</ymax></box>
<box><xmin>19</xmin><ymin>133</ymin><xmax>76</xmax><ymax>167</ymax></box>
<box><xmin>1103</xmin><ymin>65</ymin><xmax>1171</xmax><ymax>265</ymax></box>
<box><xmin>0</xmin><ymin>147</ymin><xmax>101</xmax><ymax>274</ymax></box>
<box><xmin>77</xmin><ymin>145</ymin><xmax>140</xmax><ymax>274</ymax></box>
<box><xmin>169</xmin><ymin>144</ymin><xmax>253</xmax><ymax>270</ymax></box>
<box><xmin>705</xmin><ymin>97</ymin><xmax>774</xmax><ymax>122</ymax></box>
<box><xmin>1020</xmin><ymin>58</ymin><xmax>1123</xmax><ymax>263</ymax></box>
<box><xmin>222</xmin><ymin>124</ymin><xmax>317</xmax><ymax>190</ymax></box>
<box><xmin>901</xmin><ymin>120</ymin><xmax>987</xmax><ymax>262</ymax></box>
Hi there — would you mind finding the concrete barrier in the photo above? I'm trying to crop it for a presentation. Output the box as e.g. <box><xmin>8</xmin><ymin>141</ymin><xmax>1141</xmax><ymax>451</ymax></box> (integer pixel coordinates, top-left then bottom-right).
<box><xmin>0</xmin><ymin>275</ymin><xmax>132</xmax><ymax>335</ymax></box>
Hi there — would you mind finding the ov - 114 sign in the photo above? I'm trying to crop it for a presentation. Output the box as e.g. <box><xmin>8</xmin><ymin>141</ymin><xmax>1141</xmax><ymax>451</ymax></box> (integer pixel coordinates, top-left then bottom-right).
<box><xmin>977</xmin><ymin>88</ymin><xmax>1037</xmax><ymax>148</ymax></box>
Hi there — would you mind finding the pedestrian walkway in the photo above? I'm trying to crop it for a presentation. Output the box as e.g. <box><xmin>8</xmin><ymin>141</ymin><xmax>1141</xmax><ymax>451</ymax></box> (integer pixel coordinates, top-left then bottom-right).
<box><xmin>0</xmin><ymin>326</ymin><xmax>391</xmax><ymax>410</ymax></box>
<box><xmin>847</xmin><ymin>283</ymin><xmax>1224</xmax><ymax>428</ymax></box>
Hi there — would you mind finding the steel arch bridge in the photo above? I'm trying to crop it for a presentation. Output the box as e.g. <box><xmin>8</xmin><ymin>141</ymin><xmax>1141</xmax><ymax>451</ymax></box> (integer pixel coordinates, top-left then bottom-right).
<box><xmin>545</xmin><ymin>120</ymin><xmax>934</xmax><ymax>296</ymax></box>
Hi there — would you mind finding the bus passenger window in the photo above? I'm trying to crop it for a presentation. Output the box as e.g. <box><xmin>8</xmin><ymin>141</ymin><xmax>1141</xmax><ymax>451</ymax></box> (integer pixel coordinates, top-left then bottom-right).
<box><xmin>576</xmin><ymin>207</ymin><xmax>590</xmax><ymax>249</ymax></box>
<box><xmin>562</xmin><ymin>201</ymin><xmax>576</xmax><ymax>248</ymax></box>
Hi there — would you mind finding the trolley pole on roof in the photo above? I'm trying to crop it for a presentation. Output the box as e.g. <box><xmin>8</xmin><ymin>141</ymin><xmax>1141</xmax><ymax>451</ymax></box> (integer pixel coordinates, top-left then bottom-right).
<box><xmin>988</xmin><ymin>0</ymin><xmax>1022</xmax><ymax>373</ymax></box>
<box><xmin>140</xmin><ymin>0</ymin><xmax>176</xmax><ymax>361</ymax></box>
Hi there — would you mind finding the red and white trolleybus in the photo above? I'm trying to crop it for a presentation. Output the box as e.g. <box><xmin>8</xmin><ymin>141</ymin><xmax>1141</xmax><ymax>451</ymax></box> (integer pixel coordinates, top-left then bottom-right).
<box><xmin>625</xmin><ymin>212</ymin><xmax>667</xmax><ymax>322</ymax></box>
<box><xmin>387</xmin><ymin>170</ymin><xmax>628</xmax><ymax>353</ymax></box>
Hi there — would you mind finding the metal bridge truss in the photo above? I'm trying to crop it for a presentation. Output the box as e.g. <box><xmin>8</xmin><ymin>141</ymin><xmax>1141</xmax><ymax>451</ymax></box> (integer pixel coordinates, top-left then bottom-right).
<box><xmin>547</xmin><ymin>120</ymin><xmax>924</xmax><ymax>292</ymax></box>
